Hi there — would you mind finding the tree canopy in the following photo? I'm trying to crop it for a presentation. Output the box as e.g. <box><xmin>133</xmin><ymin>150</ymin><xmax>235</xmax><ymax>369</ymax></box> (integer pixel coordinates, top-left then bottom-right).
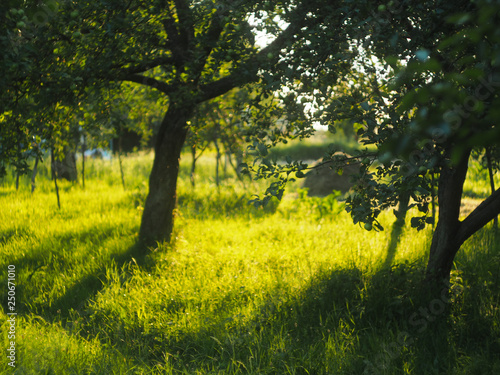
<box><xmin>245</xmin><ymin>0</ymin><xmax>500</xmax><ymax>283</ymax></box>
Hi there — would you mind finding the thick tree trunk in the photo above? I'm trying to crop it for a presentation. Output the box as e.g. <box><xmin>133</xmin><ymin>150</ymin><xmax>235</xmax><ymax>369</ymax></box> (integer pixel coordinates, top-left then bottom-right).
<box><xmin>139</xmin><ymin>106</ymin><xmax>191</xmax><ymax>247</ymax></box>
<box><xmin>426</xmin><ymin>150</ymin><xmax>470</xmax><ymax>282</ymax></box>
<box><xmin>426</xmin><ymin>148</ymin><xmax>500</xmax><ymax>283</ymax></box>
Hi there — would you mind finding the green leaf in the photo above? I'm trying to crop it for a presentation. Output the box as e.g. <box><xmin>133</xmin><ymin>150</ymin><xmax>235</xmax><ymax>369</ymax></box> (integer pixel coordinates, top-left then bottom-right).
<box><xmin>257</xmin><ymin>143</ymin><xmax>268</xmax><ymax>156</ymax></box>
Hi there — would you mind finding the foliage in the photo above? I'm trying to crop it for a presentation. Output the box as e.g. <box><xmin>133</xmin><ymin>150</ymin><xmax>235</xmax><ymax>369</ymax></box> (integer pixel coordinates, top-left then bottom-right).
<box><xmin>2</xmin><ymin>0</ymin><xmax>354</xmax><ymax>244</ymax></box>
<box><xmin>242</xmin><ymin>0</ymin><xmax>500</xmax><ymax>281</ymax></box>
<box><xmin>342</xmin><ymin>0</ymin><xmax>500</xmax><ymax>229</ymax></box>
<box><xmin>186</xmin><ymin>87</ymin><xmax>255</xmax><ymax>185</ymax></box>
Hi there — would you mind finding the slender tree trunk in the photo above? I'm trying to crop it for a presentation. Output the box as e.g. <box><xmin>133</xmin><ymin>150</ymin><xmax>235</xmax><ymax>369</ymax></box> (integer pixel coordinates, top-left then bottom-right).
<box><xmin>139</xmin><ymin>106</ymin><xmax>191</xmax><ymax>247</ymax></box>
<box><xmin>15</xmin><ymin>134</ymin><xmax>21</xmax><ymax>191</ymax></box>
<box><xmin>431</xmin><ymin>172</ymin><xmax>436</xmax><ymax>228</ymax></box>
<box><xmin>224</xmin><ymin>152</ymin><xmax>228</xmax><ymax>179</ymax></box>
<box><xmin>81</xmin><ymin>135</ymin><xmax>86</xmax><ymax>190</ymax></box>
<box><xmin>118</xmin><ymin>138</ymin><xmax>126</xmax><ymax>190</ymax></box>
<box><xmin>486</xmin><ymin>148</ymin><xmax>498</xmax><ymax>228</ymax></box>
<box><xmin>214</xmin><ymin>138</ymin><xmax>220</xmax><ymax>188</ymax></box>
<box><xmin>190</xmin><ymin>144</ymin><xmax>197</xmax><ymax>189</ymax></box>
<box><xmin>51</xmin><ymin>150</ymin><xmax>61</xmax><ymax>209</ymax></box>
<box><xmin>31</xmin><ymin>157</ymin><xmax>39</xmax><ymax>193</ymax></box>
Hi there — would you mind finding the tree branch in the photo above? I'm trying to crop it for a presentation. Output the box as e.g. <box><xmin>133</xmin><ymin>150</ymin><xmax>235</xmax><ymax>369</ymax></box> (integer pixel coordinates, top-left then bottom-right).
<box><xmin>192</xmin><ymin>7</ymin><xmax>227</xmax><ymax>83</ymax></box>
<box><xmin>113</xmin><ymin>55</ymin><xmax>176</xmax><ymax>75</ymax></box>
<box><xmin>161</xmin><ymin>3</ymin><xmax>192</xmax><ymax>69</ymax></box>
<box><xmin>197</xmin><ymin>16</ymin><xmax>306</xmax><ymax>103</ymax></box>
<box><xmin>458</xmin><ymin>187</ymin><xmax>500</xmax><ymax>244</ymax></box>
<box><xmin>120</xmin><ymin>74</ymin><xmax>174</xmax><ymax>94</ymax></box>
<box><xmin>174</xmin><ymin>0</ymin><xmax>194</xmax><ymax>46</ymax></box>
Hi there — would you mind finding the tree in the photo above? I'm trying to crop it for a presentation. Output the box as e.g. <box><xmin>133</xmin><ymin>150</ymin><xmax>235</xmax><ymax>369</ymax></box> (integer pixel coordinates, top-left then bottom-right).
<box><xmin>1</xmin><ymin>0</ymin><xmax>107</xmax><ymax>188</ymax></box>
<box><xmin>0</xmin><ymin>1</ymin><xmax>38</xmax><ymax>180</ymax></box>
<box><xmin>7</xmin><ymin>0</ymin><xmax>498</xmax><ymax>284</ymax></box>
<box><xmin>373</xmin><ymin>0</ymin><xmax>500</xmax><ymax>283</ymax></box>
<box><xmin>247</xmin><ymin>0</ymin><xmax>500</xmax><ymax>284</ymax></box>
<box><xmin>10</xmin><ymin>0</ymin><xmax>338</xmax><ymax>247</ymax></box>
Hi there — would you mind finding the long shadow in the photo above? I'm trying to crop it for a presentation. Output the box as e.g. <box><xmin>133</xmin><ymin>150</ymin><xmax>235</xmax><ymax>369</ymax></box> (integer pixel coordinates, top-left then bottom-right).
<box><xmin>30</xmin><ymin>240</ymin><xmax>151</xmax><ymax>321</ymax></box>
<box><xmin>382</xmin><ymin>193</ymin><xmax>410</xmax><ymax>269</ymax></box>
<box><xmin>0</xmin><ymin>226</ymin><xmax>33</xmax><ymax>246</ymax></box>
<box><xmin>0</xmin><ymin>225</ymin><xmax>120</xmax><ymax>271</ymax></box>
<box><xmin>9</xmin><ymin>219</ymin><xmax>499</xmax><ymax>373</ymax></box>
<box><xmin>0</xmin><ymin>223</ymin><xmax>154</xmax><ymax>321</ymax></box>
<box><xmin>382</xmin><ymin>218</ymin><xmax>406</xmax><ymax>269</ymax></box>
<box><xmin>53</xmin><ymin>267</ymin><xmax>369</xmax><ymax>373</ymax></box>
<box><xmin>72</xmin><ymin>263</ymin><xmax>454</xmax><ymax>374</ymax></box>
<box><xmin>43</xmin><ymin>248</ymin><xmax>500</xmax><ymax>374</ymax></box>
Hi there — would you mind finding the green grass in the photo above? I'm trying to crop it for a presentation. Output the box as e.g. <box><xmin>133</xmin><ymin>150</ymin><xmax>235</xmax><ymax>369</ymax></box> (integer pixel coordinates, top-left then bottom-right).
<box><xmin>0</xmin><ymin>148</ymin><xmax>499</xmax><ymax>374</ymax></box>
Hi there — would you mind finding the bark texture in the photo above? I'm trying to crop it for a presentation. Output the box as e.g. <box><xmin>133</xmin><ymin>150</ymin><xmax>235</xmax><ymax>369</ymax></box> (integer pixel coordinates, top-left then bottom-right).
<box><xmin>139</xmin><ymin>106</ymin><xmax>191</xmax><ymax>246</ymax></box>
<box><xmin>426</xmin><ymin>150</ymin><xmax>469</xmax><ymax>282</ymax></box>
<box><xmin>426</xmin><ymin>148</ymin><xmax>500</xmax><ymax>282</ymax></box>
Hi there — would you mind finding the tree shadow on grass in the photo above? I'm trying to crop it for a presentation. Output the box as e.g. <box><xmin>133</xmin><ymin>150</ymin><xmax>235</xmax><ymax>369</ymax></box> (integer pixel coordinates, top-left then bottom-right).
<box><xmin>382</xmin><ymin>194</ymin><xmax>410</xmax><ymax>270</ymax></box>
<box><xmin>10</xmin><ymin>224</ymin><xmax>500</xmax><ymax>374</ymax></box>
<box><xmin>0</xmin><ymin>224</ymin><xmax>155</xmax><ymax>322</ymax></box>
<box><xmin>72</xmin><ymin>263</ymin><xmax>454</xmax><ymax>374</ymax></box>
<box><xmin>86</xmin><ymin>257</ymin><xmax>500</xmax><ymax>375</ymax></box>
<box><xmin>30</xmin><ymin>241</ymin><xmax>152</xmax><ymax>321</ymax></box>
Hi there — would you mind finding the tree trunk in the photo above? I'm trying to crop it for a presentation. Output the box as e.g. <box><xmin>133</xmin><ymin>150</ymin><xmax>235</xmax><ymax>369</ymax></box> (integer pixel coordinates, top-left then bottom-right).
<box><xmin>51</xmin><ymin>150</ymin><xmax>61</xmax><ymax>209</ymax></box>
<box><xmin>81</xmin><ymin>135</ymin><xmax>86</xmax><ymax>189</ymax></box>
<box><xmin>426</xmin><ymin>150</ymin><xmax>470</xmax><ymax>283</ymax></box>
<box><xmin>426</xmin><ymin>147</ymin><xmax>500</xmax><ymax>284</ymax></box>
<box><xmin>214</xmin><ymin>138</ymin><xmax>220</xmax><ymax>188</ymax></box>
<box><xmin>190</xmin><ymin>144</ymin><xmax>197</xmax><ymax>189</ymax></box>
<box><xmin>431</xmin><ymin>172</ymin><xmax>436</xmax><ymax>228</ymax></box>
<box><xmin>31</xmin><ymin>156</ymin><xmax>39</xmax><ymax>193</ymax></box>
<box><xmin>139</xmin><ymin>106</ymin><xmax>191</xmax><ymax>247</ymax></box>
<box><xmin>118</xmin><ymin>137</ymin><xmax>126</xmax><ymax>190</ymax></box>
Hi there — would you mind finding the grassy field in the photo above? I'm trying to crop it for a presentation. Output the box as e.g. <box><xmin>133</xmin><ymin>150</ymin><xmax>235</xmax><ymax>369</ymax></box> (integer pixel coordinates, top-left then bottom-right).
<box><xmin>1</xmin><ymin>145</ymin><xmax>500</xmax><ymax>374</ymax></box>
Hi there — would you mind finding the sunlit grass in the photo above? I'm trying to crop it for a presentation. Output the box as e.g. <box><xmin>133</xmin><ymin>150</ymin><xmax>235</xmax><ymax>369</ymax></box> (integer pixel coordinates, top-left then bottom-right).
<box><xmin>0</xmin><ymin>148</ymin><xmax>499</xmax><ymax>374</ymax></box>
